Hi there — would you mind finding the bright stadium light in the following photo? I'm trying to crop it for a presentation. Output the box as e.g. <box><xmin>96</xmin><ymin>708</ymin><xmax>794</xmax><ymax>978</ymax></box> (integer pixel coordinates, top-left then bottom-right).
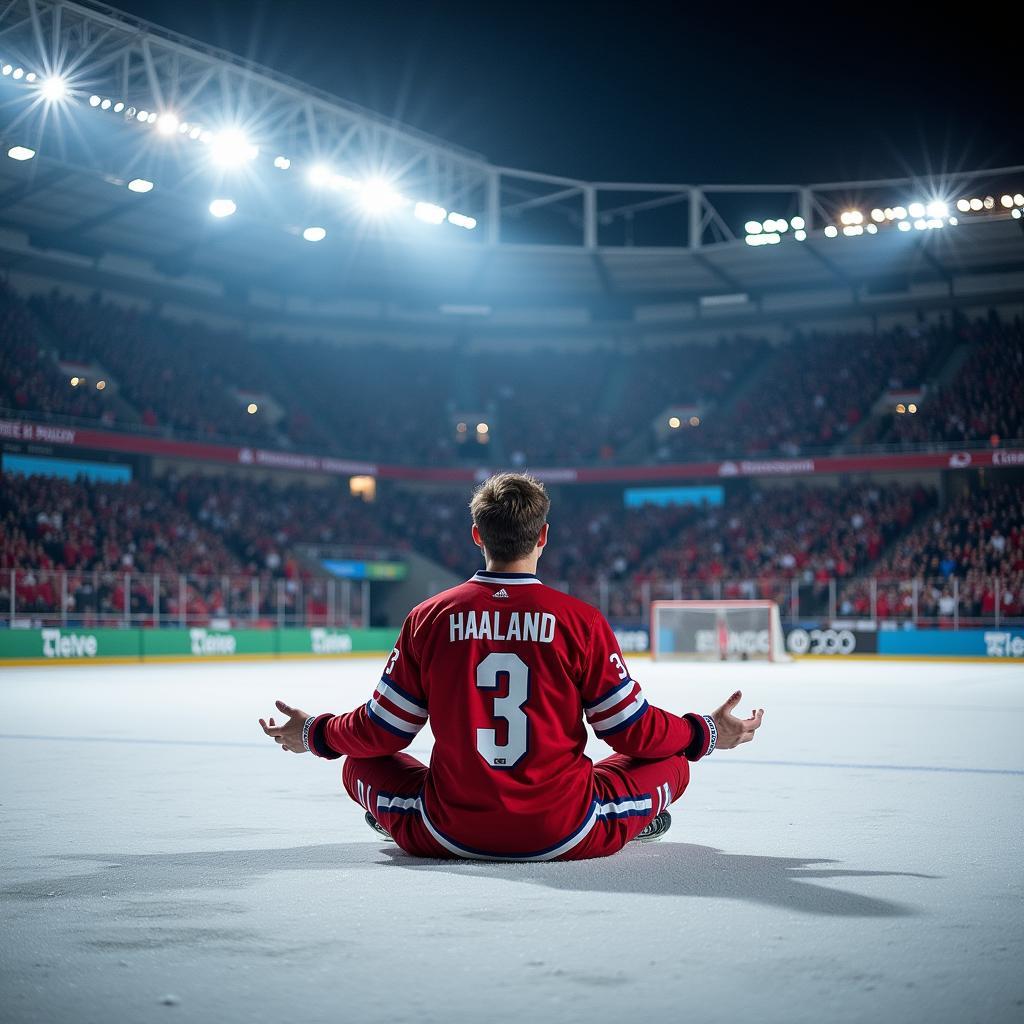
<box><xmin>956</xmin><ymin>199</ymin><xmax>971</xmax><ymax>212</ymax></box>
<box><xmin>913</xmin><ymin>218</ymin><xmax>927</xmax><ymax>230</ymax></box>
<box><xmin>7</xmin><ymin>145</ymin><xmax>35</xmax><ymax>161</ymax></box>
<box><xmin>360</xmin><ymin>178</ymin><xmax>405</xmax><ymax>213</ymax></box>
<box><xmin>308</xmin><ymin>164</ymin><xmax>332</xmax><ymax>186</ymax></box>
<box><xmin>448</xmin><ymin>211</ymin><xmax>477</xmax><ymax>230</ymax></box>
<box><xmin>113</xmin><ymin>101</ymin><xmax>124</xmax><ymax>113</ymax></box>
<box><xmin>776</xmin><ymin>219</ymin><xmax>788</xmax><ymax>232</ymax></box>
<box><xmin>100</xmin><ymin>98</ymin><xmax>112</xmax><ymax>110</ymax></box>
<box><xmin>908</xmin><ymin>202</ymin><xmax>926</xmax><ymax>218</ymax></box>
<box><xmin>892</xmin><ymin>206</ymin><xmax>907</xmax><ymax>219</ymax></box>
<box><xmin>88</xmin><ymin>95</ymin><xmax>101</xmax><ymax>107</ymax></box>
<box><xmin>156</xmin><ymin>113</ymin><xmax>179</xmax><ymax>135</ymax></box>
<box><xmin>302</xmin><ymin>226</ymin><xmax>327</xmax><ymax>242</ymax></box>
<box><xmin>273</xmin><ymin>156</ymin><xmax>291</xmax><ymax>170</ymax></box>
<box><xmin>209</xmin><ymin>130</ymin><xmax>256</xmax><ymax>166</ymax></box>
<box><xmin>824</xmin><ymin>225</ymin><xmax>838</xmax><ymax>238</ymax></box>
<box><xmin>208</xmin><ymin>198</ymin><xmax>237</xmax><ymax>218</ymax></box>
<box><xmin>866</xmin><ymin>223</ymin><xmax>878</xmax><ymax>233</ymax></box>
<box><xmin>39</xmin><ymin>75</ymin><xmax>67</xmax><ymax>102</ymax></box>
<box><xmin>127</xmin><ymin>178</ymin><xmax>154</xmax><ymax>193</ymax></box>
<box><xmin>794</xmin><ymin>229</ymin><xmax>807</xmax><ymax>241</ymax></box>
<box><xmin>1</xmin><ymin>65</ymin><xmax>11</xmax><ymax>76</ymax></box>
<box><xmin>146</xmin><ymin>111</ymin><xmax>158</xmax><ymax>124</ymax></box>
<box><xmin>926</xmin><ymin>200</ymin><xmax>948</xmax><ymax>218</ymax></box>
<box><xmin>1015</xmin><ymin>193</ymin><xmax>1024</xmax><ymax>206</ymax></box>
<box><xmin>745</xmin><ymin>220</ymin><xmax>763</xmax><ymax>234</ymax></box>
<box><xmin>871</xmin><ymin>208</ymin><xmax>885</xmax><ymax>222</ymax></box>
<box><xmin>790</xmin><ymin>216</ymin><xmax>805</xmax><ymax>230</ymax></box>
<box><xmin>1000</xmin><ymin>195</ymin><xmax>1013</xmax><ymax>208</ymax></box>
<box><xmin>12</xmin><ymin>67</ymin><xmax>24</xmax><ymax>80</ymax></box>
<box><xmin>414</xmin><ymin>201</ymin><xmax>447</xmax><ymax>225</ymax></box>
<box><xmin>969</xmin><ymin>198</ymin><xmax>983</xmax><ymax>211</ymax></box>
<box><xmin>898</xmin><ymin>221</ymin><xmax>911</xmax><ymax>231</ymax></box>
<box><xmin>1013</xmin><ymin>209</ymin><xmax>1022</xmax><ymax>220</ymax></box>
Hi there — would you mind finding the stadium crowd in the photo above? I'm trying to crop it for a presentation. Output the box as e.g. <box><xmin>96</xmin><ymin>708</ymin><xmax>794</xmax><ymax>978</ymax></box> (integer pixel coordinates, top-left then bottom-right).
<box><xmin>3</xmin><ymin>284</ymin><xmax>1020</xmax><ymax>467</ymax></box>
<box><xmin>6</xmin><ymin>465</ymin><xmax>1020</xmax><ymax>627</ymax></box>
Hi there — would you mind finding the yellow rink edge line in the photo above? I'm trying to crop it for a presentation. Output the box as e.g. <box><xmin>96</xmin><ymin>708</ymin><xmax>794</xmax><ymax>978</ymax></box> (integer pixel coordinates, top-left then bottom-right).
<box><xmin>1</xmin><ymin>653</ymin><xmax>1019</xmax><ymax>667</ymax></box>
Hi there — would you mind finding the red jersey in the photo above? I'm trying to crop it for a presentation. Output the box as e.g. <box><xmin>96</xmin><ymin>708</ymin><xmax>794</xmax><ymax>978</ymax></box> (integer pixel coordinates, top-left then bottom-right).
<box><xmin>306</xmin><ymin>569</ymin><xmax>713</xmax><ymax>858</ymax></box>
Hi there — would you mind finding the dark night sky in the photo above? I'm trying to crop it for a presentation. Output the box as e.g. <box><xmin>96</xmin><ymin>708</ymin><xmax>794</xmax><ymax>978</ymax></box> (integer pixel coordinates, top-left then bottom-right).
<box><xmin>110</xmin><ymin>0</ymin><xmax>1017</xmax><ymax>185</ymax></box>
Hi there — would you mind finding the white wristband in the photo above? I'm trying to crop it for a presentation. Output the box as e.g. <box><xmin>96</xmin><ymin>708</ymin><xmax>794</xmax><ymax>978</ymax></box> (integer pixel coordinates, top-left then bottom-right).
<box><xmin>701</xmin><ymin>714</ymin><xmax>717</xmax><ymax>756</ymax></box>
<box><xmin>302</xmin><ymin>716</ymin><xmax>316</xmax><ymax>753</ymax></box>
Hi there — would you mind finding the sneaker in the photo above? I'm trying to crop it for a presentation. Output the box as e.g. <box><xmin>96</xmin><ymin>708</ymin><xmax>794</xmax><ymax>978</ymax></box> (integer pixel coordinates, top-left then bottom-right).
<box><xmin>365</xmin><ymin>811</ymin><xmax>394</xmax><ymax>842</ymax></box>
<box><xmin>632</xmin><ymin>811</ymin><xmax>672</xmax><ymax>843</ymax></box>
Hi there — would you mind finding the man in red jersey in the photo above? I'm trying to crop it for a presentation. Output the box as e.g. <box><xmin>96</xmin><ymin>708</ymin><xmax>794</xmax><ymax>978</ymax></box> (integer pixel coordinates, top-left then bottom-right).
<box><xmin>260</xmin><ymin>473</ymin><xmax>764</xmax><ymax>861</ymax></box>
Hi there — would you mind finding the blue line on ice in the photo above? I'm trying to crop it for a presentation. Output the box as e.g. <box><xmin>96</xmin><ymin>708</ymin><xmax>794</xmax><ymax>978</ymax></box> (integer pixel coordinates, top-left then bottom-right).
<box><xmin>1</xmin><ymin>734</ymin><xmax>1022</xmax><ymax>776</ymax></box>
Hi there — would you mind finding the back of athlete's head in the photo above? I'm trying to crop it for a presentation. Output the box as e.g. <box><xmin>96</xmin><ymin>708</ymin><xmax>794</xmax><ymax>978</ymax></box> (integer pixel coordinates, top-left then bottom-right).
<box><xmin>470</xmin><ymin>473</ymin><xmax>550</xmax><ymax>563</ymax></box>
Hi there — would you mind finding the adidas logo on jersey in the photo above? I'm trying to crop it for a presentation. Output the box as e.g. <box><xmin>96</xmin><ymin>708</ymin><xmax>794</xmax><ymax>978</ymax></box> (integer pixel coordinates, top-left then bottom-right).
<box><xmin>492</xmin><ymin>588</ymin><xmax>510</xmax><ymax>599</ymax></box>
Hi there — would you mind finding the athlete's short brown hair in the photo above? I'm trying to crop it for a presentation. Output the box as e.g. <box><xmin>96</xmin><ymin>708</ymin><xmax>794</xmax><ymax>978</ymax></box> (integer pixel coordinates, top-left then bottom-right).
<box><xmin>470</xmin><ymin>473</ymin><xmax>550</xmax><ymax>564</ymax></box>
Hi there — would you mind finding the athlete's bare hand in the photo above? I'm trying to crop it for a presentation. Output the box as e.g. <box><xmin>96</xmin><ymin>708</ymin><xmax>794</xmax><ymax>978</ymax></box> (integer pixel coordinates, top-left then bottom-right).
<box><xmin>259</xmin><ymin>700</ymin><xmax>311</xmax><ymax>754</ymax></box>
<box><xmin>711</xmin><ymin>690</ymin><xmax>764</xmax><ymax>749</ymax></box>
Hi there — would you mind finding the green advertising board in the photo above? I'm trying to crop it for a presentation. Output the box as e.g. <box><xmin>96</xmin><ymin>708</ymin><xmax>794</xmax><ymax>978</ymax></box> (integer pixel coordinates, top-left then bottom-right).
<box><xmin>0</xmin><ymin>627</ymin><xmax>141</xmax><ymax>662</ymax></box>
<box><xmin>0</xmin><ymin>627</ymin><xmax>398</xmax><ymax>664</ymax></box>
<box><xmin>142</xmin><ymin>628</ymin><xmax>278</xmax><ymax>659</ymax></box>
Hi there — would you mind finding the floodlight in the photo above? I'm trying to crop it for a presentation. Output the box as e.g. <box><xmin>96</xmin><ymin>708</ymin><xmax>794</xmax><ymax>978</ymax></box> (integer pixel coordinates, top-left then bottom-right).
<box><xmin>128</xmin><ymin>178</ymin><xmax>154</xmax><ymax>193</ymax></box>
<box><xmin>189</xmin><ymin>126</ymin><xmax>202</xmax><ymax>140</ymax></box>
<box><xmin>414</xmin><ymin>202</ymin><xmax>447</xmax><ymax>225</ymax></box>
<box><xmin>776</xmin><ymin>219</ymin><xmax>788</xmax><ymax>232</ymax></box>
<box><xmin>871</xmin><ymin>208</ymin><xmax>885</xmax><ymax>221</ymax></box>
<box><xmin>273</xmin><ymin>156</ymin><xmax>291</xmax><ymax>170</ymax></box>
<box><xmin>892</xmin><ymin>206</ymin><xmax>907</xmax><ymax>219</ymax></box>
<box><xmin>926</xmin><ymin>200</ymin><xmax>948</xmax><ymax>218</ymax></box>
<box><xmin>790</xmin><ymin>216</ymin><xmax>805</xmax><ymax>230</ymax></box>
<box><xmin>113</xmin><ymin>102</ymin><xmax>124</xmax><ymax>113</ymax></box>
<box><xmin>898</xmin><ymin>221</ymin><xmax>911</xmax><ymax>231</ymax></box>
<box><xmin>824</xmin><ymin>225</ymin><xmax>838</xmax><ymax>238</ymax></box>
<box><xmin>908</xmin><ymin>202</ymin><xmax>925</xmax><ymax>218</ymax></box>
<box><xmin>1015</xmin><ymin>194</ymin><xmax>1024</xmax><ymax>206</ymax></box>
<box><xmin>7</xmin><ymin>145</ymin><xmax>34</xmax><ymax>161</ymax></box>
<box><xmin>956</xmin><ymin>199</ymin><xmax>970</xmax><ymax>212</ymax></box>
<box><xmin>842</xmin><ymin>225</ymin><xmax>863</xmax><ymax>236</ymax></box>
<box><xmin>1</xmin><ymin>65</ymin><xmax>11</xmax><ymax>76</ymax></box>
<box><xmin>208</xmin><ymin>198</ymin><xmax>237</xmax><ymax>218</ymax></box>
<box><xmin>39</xmin><ymin>75</ymin><xmax>66</xmax><ymax>101</ymax></box>
<box><xmin>88</xmin><ymin>95</ymin><xmax>101</xmax><ymax>107</ymax></box>
<box><xmin>101</xmin><ymin>99</ymin><xmax>111</xmax><ymax>110</ymax></box>
<box><xmin>866</xmin><ymin>223</ymin><xmax>878</xmax><ymax>233</ymax></box>
<box><xmin>913</xmin><ymin>219</ymin><xmax>927</xmax><ymax>230</ymax></box>
<box><xmin>360</xmin><ymin>179</ymin><xmax>404</xmax><ymax>213</ymax></box>
<box><xmin>302</xmin><ymin>226</ymin><xmax>327</xmax><ymax>242</ymax></box>
<box><xmin>12</xmin><ymin>67</ymin><xmax>23</xmax><ymax>80</ymax></box>
<box><xmin>1013</xmin><ymin>209</ymin><xmax>1022</xmax><ymax>220</ymax></box>
<box><xmin>146</xmin><ymin>112</ymin><xmax>157</xmax><ymax>124</ymax></box>
<box><xmin>448</xmin><ymin>211</ymin><xmax>477</xmax><ymax>230</ymax></box>
<box><xmin>948</xmin><ymin>217</ymin><xmax>958</xmax><ymax>226</ymax></box>
<box><xmin>210</xmin><ymin>130</ymin><xmax>257</xmax><ymax>166</ymax></box>
<box><xmin>1000</xmin><ymin>195</ymin><xmax>1013</xmax><ymax>208</ymax></box>
<box><xmin>969</xmin><ymin>198</ymin><xmax>983</xmax><ymax>211</ymax></box>
<box><xmin>668</xmin><ymin>416</ymin><xmax>681</xmax><ymax>429</ymax></box>
<box><xmin>745</xmin><ymin>220</ymin><xmax>762</xmax><ymax>234</ymax></box>
<box><xmin>308</xmin><ymin>164</ymin><xmax>332</xmax><ymax>186</ymax></box>
<box><xmin>25</xmin><ymin>72</ymin><xmax>35</xmax><ymax>82</ymax></box>
<box><xmin>794</xmin><ymin>229</ymin><xmax>807</xmax><ymax>241</ymax></box>
<box><xmin>156</xmin><ymin>113</ymin><xmax>179</xmax><ymax>135</ymax></box>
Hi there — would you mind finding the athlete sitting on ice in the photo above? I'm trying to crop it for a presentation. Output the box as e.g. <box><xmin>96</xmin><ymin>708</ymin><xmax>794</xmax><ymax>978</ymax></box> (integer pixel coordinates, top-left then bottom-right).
<box><xmin>259</xmin><ymin>472</ymin><xmax>764</xmax><ymax>861</ymax></box>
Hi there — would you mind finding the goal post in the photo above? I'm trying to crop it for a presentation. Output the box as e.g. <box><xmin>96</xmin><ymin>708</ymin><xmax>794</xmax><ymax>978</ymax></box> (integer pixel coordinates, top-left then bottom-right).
<box><xmin>650</xmin><ymin>600</ymin><xmax>791</xmax><ymax>662</ymax></box>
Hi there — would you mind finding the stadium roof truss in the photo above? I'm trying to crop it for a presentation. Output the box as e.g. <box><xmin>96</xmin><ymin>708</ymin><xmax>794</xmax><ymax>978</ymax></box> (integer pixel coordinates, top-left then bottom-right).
<box><xmin>0</xmin><ymin>0</ymin><xmax>1022</xmax><ymax>324</ymax></box>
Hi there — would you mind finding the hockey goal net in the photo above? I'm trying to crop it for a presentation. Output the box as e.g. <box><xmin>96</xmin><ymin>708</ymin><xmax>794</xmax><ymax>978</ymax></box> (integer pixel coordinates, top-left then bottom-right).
<box><xmin>650</xmin><ymin>600</ymin><xmax>791</xmax><ymax>661</ymax></box>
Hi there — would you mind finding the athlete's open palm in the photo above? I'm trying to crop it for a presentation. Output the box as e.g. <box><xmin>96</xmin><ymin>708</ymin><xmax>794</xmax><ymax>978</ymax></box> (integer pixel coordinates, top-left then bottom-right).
<box><xmin>711</xmin><ymin>690</ymin><xmax>764</xmax><ymax>749</ymax></box>
<box><xmin>259</xmin><ymin>700</ymin><xmax>311</xmax><ymax>753</ymax></box>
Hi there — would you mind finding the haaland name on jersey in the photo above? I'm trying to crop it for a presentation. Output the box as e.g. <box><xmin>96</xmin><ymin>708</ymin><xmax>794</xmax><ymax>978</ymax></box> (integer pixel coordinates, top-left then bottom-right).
<box><xmin>449</xmin><ymin>610</ymin><xmax>557</xmax><ymax>643</ymax></box>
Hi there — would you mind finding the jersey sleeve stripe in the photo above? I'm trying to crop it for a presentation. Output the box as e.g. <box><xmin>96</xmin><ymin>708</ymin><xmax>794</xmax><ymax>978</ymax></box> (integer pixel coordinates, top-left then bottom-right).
<box><xmin>367</xmin><ymin>700</ymin><xmax>426</xmax><ymax>737</ymax></box>
<box><xmin>592</xmin><ymin>697</ymin><xmax>649</xmax><ymax>736</ymax></box>
<box><xmin>376</xmin><ymin>679</ymin><xmax>428</xmax><ymax>718</ymax></box>
<box><xmin>584</xmin><ymin>679</ymin><xmax>637</xmax><ymax>714</ymax></box>
<box><xmin>379</xmin><ymin>675</ymin><xmax>427</xmax><ymax>712</ymax></box>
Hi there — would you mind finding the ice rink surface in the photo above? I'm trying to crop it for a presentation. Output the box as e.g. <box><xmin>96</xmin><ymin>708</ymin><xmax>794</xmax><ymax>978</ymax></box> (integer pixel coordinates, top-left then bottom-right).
<box><xmin>1</xmin><ymin>657</ymin><xmax>1022</xmax><ymax>1024</ymax></box>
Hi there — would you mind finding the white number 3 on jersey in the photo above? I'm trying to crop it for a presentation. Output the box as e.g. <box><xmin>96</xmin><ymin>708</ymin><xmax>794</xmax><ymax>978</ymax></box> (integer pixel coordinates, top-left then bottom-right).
<box><xmin>476</xmin><ymin>653</ymin><xmax>530</xmax><ymax>769</ymax></box>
